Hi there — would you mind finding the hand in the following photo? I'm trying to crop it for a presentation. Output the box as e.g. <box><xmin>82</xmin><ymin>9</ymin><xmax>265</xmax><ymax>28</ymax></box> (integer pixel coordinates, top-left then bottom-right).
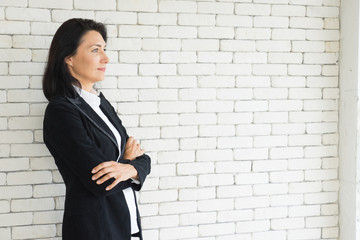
<box><xmin>91</xmin><ymin>161</ymin><xmax>138</xmax><ymax>191</ymax></box>
<box><xmin>123</xmin><ymin>136</ymin><xmax>145</xmax><ymax>161</ymax></box>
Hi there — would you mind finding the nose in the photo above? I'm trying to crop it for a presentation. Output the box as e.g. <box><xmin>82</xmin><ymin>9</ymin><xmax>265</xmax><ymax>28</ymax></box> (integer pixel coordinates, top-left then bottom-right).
<box><xmin>102</xmin><ymin>51</ymin><xmax>109</xmax><ymax>64</ymax></box>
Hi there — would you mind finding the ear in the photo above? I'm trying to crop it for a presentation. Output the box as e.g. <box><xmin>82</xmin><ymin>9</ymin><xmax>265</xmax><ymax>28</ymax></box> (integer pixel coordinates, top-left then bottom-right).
<box><xmin>65</xmin><ymin>56</ymin><xmax>73</xmax><ymax>66</ymax></box>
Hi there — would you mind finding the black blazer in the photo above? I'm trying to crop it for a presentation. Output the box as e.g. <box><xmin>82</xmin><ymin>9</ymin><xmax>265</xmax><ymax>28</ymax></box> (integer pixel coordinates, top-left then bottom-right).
<box><xmin>43</xmin><ymin>92</ymin><xmax>151</xmax><ymax>240</ymax></box>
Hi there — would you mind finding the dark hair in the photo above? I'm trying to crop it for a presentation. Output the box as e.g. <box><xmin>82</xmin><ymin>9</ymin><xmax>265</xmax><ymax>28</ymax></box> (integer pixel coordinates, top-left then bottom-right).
<box><xmin>42</xmin><ymin>18</ymin><xmax>107</xmax><ymax>101</ymax></box>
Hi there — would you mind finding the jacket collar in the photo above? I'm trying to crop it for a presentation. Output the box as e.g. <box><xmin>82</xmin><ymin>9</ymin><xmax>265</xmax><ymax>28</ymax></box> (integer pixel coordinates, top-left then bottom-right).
<box><xmin>65</xmin><ymin>91</ymin><xmax>127</xmax><ymax>160</ymax></box>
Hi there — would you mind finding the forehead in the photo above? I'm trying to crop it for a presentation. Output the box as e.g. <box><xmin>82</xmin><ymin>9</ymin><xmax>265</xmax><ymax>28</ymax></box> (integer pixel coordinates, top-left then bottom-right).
<box><xmin>79</xmin><ymin>30</ymin><xmax>106</xmax><ymax>47</ymax></box>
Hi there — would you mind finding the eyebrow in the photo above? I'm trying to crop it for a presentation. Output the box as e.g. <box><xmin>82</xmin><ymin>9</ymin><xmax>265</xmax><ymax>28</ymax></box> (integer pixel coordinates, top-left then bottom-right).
<box><xmin>90</xmin><ymin>44</ymin><xmax>106</xmax><ymax>48</ymax></box>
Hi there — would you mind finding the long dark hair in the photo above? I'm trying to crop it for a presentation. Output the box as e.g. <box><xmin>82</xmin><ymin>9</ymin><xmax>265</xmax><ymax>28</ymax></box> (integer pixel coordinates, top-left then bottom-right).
<box><xmin>42</xmin><ymin>18</ymin><xmax>107</xmax><ymax>101</ymax></box>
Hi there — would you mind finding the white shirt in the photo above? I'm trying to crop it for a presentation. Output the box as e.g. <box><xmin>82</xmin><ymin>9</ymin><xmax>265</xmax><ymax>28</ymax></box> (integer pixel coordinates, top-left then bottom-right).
<box><xmin>74</xmin><ymin>86</ymin><xmax>139</xmax><ymax>234</ymax></box>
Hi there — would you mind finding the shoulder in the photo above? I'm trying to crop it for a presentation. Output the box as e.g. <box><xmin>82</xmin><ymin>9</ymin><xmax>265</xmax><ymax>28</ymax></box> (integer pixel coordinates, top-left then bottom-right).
<box><xmin>44</xmin><ymin>96</ymin><xmax>79</xmax><ymax>118</ymax></box>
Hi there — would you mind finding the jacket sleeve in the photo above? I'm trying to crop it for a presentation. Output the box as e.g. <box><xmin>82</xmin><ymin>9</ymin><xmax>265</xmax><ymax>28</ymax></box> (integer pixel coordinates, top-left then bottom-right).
<box><xmin>43</xmin><ymin>99</ymin><xmax>132</xmax><ymax>197</ymax></box>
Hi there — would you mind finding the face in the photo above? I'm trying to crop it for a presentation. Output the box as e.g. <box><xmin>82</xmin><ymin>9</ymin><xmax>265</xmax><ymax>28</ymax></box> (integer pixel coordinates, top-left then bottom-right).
<box><xmin>65</xmin><ymin>30</ymin><xmax>109</xmax><ymax>91</ymax></box>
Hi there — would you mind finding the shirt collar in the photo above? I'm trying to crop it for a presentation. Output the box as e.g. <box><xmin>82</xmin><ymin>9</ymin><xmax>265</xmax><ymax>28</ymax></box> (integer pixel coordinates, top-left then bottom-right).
<box><xmin>73</xmin><ymin>85</ymin><xmax>100</xmax><ymax>108</ymax></box>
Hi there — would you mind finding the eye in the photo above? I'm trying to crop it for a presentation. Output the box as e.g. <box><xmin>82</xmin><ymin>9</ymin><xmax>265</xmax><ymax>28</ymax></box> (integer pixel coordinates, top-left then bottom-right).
<box><xmin>92</xmin><ymin>48</ymin><xmax>99</xmax><ymax>53</ymax></box>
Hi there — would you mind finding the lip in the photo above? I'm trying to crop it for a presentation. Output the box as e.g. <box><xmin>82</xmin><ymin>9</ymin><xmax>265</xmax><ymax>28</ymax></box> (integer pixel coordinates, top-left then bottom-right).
<box><xmin>97</xmin><ymin>68</ymin><xmax>106</xmax><ymax>72</ymax></box>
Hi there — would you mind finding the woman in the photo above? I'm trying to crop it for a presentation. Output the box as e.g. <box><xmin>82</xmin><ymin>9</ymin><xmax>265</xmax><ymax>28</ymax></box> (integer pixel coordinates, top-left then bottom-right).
<box><xmin>42</xmin><ymin>18</ymin><xmax>151</xmax><ymax>240</ymax></box>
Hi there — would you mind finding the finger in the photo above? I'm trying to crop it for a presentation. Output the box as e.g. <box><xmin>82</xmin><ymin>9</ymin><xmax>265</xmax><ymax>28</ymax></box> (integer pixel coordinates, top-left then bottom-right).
<box><xmin>92</xmin><ymin>161</ymin><xmax>114</xmax><ymax>174</ymax></box>
<box><xmin>106</xmin><ymin>178</ymin><xmax>122</xmax><ymax>191</ymax></box>
<box><xmin>92</xmin><ymin>166</ymin><xmax>115</xmax><ymax>181</ymax></box>
<box><xmin>96</xmin><ymin>172</ymin><xmax>116</xmax><ymax>185</ymax></box>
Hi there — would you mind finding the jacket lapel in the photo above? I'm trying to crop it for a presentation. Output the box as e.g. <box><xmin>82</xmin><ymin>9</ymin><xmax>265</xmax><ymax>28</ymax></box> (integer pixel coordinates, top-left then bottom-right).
<box><xmin>65</xmin><ymin>96</ymin><xmax>120</xmax><ymax>156</ymax></box>
<box><xmin>99</xmin><ymin>93</ymin><xmax>127</xmax><ymax>156</ymax></box>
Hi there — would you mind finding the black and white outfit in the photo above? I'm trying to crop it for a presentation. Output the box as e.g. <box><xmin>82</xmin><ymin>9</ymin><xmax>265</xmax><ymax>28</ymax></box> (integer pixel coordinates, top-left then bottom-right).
<box><xmin>43</xmin><ymin>86</ymin><xmax>151</xmax><ymax>240</ymax></box>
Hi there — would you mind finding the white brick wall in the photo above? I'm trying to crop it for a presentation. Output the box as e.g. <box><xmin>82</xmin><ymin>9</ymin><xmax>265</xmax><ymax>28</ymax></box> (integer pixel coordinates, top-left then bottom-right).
<box><xmin>0</xmin><ymin>0</ymin><xmax>340</xmax><ymax>239</ymax></box>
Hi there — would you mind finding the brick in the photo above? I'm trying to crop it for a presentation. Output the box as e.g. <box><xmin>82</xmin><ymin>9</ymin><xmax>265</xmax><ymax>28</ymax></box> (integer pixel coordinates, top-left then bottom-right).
<box><xmin>8</xmin><ymin>117</ymin><xmax>42</xmax><ymax>130</ymax></box>
<box><xmin>179</xmin><ymin>89</ymin><xmax>216</xmax><ymax>100</ymax></box>
<box><xmin>179</xmin><ymin>187</ymin><xmax>215</xmax><ymax>201</ymax></box>
<box><xmin>159</xmin><ymin>26</ymin><xmax>197</xmax><ymax>38</ymax></box>
<box><xmin>8</xmin><ymin>90</ymin><xmax>47</xmax><ymax>102</ymax></box>
<box><xmin>119</xmin><ymin>25</ymin><xmax>158</xmax><ymax>38</ymax></box>
<box><xmin>161</xmin><ymin>52</ymin><xmax>196</xmax><ymax>63</ymax></box>
<box><xmin>254</xmin><ymin>16</ymin><xmax>289</xmax><ymax>28</ymax></box>
<box><xmin>218</xmin><ymin>136</ymin><xmax>252</xmax><ymax>148</ymax></box>
<box><xmin>142</xmin><ymin>39</ymin><xmax>181</xmax><ymax>51</ymax></box>
<box><xmin>142</xmin><ymin>230</ymin><xmax>159</xmax><ymax>239</ymax></box>
<box><xmin>199</xmin><ymin>76</ymin><xmax>235</xmax><ymax>88</ymax></box>
<box><xmin>234</xmin><ymin>148</ymin><xmax>268</xmax><ymax>161</ymax></box>
<box><xmin>269</xmin><ymin>100</ymin><xmax>303</xmax><ymax>111</ymax></box>
<box><xmin>289</xmin><ymin>65</ymin><xmax>322</xmax><ymax>76</ymax></box>
<box><xmin>141</xmin><ymin>139</ymin><xmax>179</xmax><ymax>151</ymax></box>
<box><xmin>221</xmin><ymin>40</ymin><xmax>256</xmax><ymax>51</ymax></box>
<box><xmin>139</xmin><ymin>64</ymin><xmax>176</xmax><ymax>76</ymax></box>
<box><xmin>0</xmin><ymin>145</ymin><xmax>10</xmax><ymax>157</ymax></box>
<box><xmin>6</xmin><ymin>7</ymin><xmax>50</xmax><ymax>21</ymax></box>
<box><xmin>306</xmin><ymin>216</ymin><xmax>338</xmax><ymax>228</ymax></box>
<box><xmin>118</xmin><ymin>76</ymin><xmax>157</xmax><ymax>88</ymax></box>
<box><xmin>289</xmin><ymin>181</ymin><xmax>322</xmax><ymax>193</ymax></box>
<box><xmin>288</xmin><ymin>158</ymin><xmax>321</xmax><ymax>170</ymax></box>
<box><xmin>95</xmin><ymin>12</ymin><xmax>136</xmax><ymax>24</ymax></box>
<box><xmin>0</xmin><ymin>21</ymin><xmax>30</xmax><ymax>34</ymax></box>
<box><xmin>272</xmin><ymin>4</ymin><xmax>305</xmax><ymax>16</ymax></box>
<box><xmin>139</xmin><ymin>89</ymin><xmax>177</xmax><ymax>101</ymax></box>
<box><xmin>160</xmin><ymin>226</ymin><xmax>198</xmax><ymax>239</ymax></box>
<box><xmin>237</xmin><ymin>76</ymin><xmax>270</xmax><ymax>87</ymax></box>
<box><xmin>198</xmin><ymin>2</ymin><xmax>234</xmax><ymax>14</ymax></box>
<box><xmin>289</xmin><ymin>134</ymin><xmax>321</xmax><ymax>146</ymax></box>
<box><xmin>254</xmin><ymin>88</ymin><xmax>288</xmax><ymax>99</ymax></box>
<box><xmin>234</xmin><ymin>52</ymin><xmax>267</xmax><ymax>64</ymax></box>
<box><xmin>180</xmin><ymin>137</ymin><xmax>217</xmax><ymax>150</ymax></box>
<box><xmin>289</xmin><ymin>205</ymin><xmax>320</xmax><ymax>217</ymax></box>
<box><xmin>304</xmin><ymin>100</ymin><xmax>337</xmax><ymax>111</ymax></box>
<box><xmin>290</xmin><ymin>0</ymin><xmax>322</xmax><ymax>5</ymax></box>
<box><xmin>304</xmin><ymin>53</ymin><xmax>338</xmax><ymax>64</ymax></box>
<box><xmin>290</xmin><ymin>17</ymin><xmax>323</xmax><ymax>29</ymax></box>
<box><xmin>159</xmin><ymin>201</ymin><xmax>197</xmax><ymax>215</ymax></box>
<box><xmin>270</xmin><ymin>194</ymin><xmax>303</xmax><ymax>207</ymax></box>
<box><xmin>322</xmin><ymin>157</ymin><xmax>339</xmax><ymax>169</ymax></box>
<box><xmin>321</xmin><ymin>204</ymin><xmax>338</xmax><ymax>215</ymax></box>
<box><xmin>0</xmin><ymin>36</ymin><xmax>11</xmax><ymax>48</ymax></box>
<box><xmin>307</xmin><ymin>123</ymin><xmax>337</xmax><ymax>133</ymax></box>
<box><xmin>139</xmin><ymin>13</ymin><xmax>177</xmax><ymax>25</ymax></box>
<box><xmin>199</xmin><ymin>174</ymin><xmax>234</xmax><ymax>187</ymax></box>
<box><xmin>217</xmin><ymin>15</ymin><xmax>252</xmax><ymax>27</ymax></box>
<box><xmin>253</xmin><ymin>231</ymin><xmax>286</xmax><ymax>240</ymax></box>
<box><xmin>307</xmin><ymin>30</ymin><xmax>339</xmax><ymax>41</ymax></box>
<box><xmin>33</xmin><ymin>184</ymin><xmax>65</xmax><ymax>198</ymax></box>
<box><xmin>0</xmin><ymin>131</ymin><xmax>33</xmax><ymax>144</ymax></box>
<box><xmin>257</xmin><ymin>41</ymin><xmax>291</xmax><ymax>52</ymax></box>
<box><xmin>235</xmin><ymin>173</ymin><xmax>268</xmax><ymax>185</ymax></box>
<box><xmin>0</xmin><ymin>212</ymin><xmax>32</xmax><ymax>227</ymax></box>
<box><xmin>216</xmin><ymin>64</ymin><xmax>252</xmax><ymax>75</ymax></box>
<box><xmin>270</xmin><ymin>147</ymin><xmax>304</xmax><ymax>159</ymax></box>
<box><xmin>107</xmin><ymin>38</ymin><xmax>142</xmax><ymax>51</ymax></box>
<box><xmin>322</xmin><ymin>227</ymin><xmax>339</xmax><ymax>238</ymax></box>
<box><xmin>288</xmin><ymin>228</ymin><xmax>321</xmax><ymax>240</ymax></box>
<box><xmin>198</xmin><ymin>52</ymin><xmax>232</xmax><ymax>63</ymax></box>
<box><xmin>323</xmin><ymin>89</ymin><xmax>339</xmax><ymax>99</ymax></box>
<box><xmin>307</xmin><ymin>6</ymin><xmax>339</xmax><ymax>17</ymax></box>
<box><xmin>324</xmin><ymin>18</ymin><xmax>339</xmax><ymax>29</ymax></box>
<box><xmin>199</xmin><ymin>223</ymin><xmax>235</xmax><ymax>236</ymax></box>
<box><xmin>74</xmin><ymin>0</ymin><xmax>116</xmax><ymax>10</ymax></box>
<box><xmin>0</xmin><ymin>63</ymin><xmax>7</xmax><ymax>75</ymax></box>
<box><xmin>271</xmin><ymin>171</ymin><xmax>304</xmax><ymax>183</ymax></box>
<box><xmin>292</xmin><ymin>41</ymin><xmax>325</xmax><ymax>52</ymax></box>
<box><xmin>235</xmin><ymin>100</ymin><xmax>268</xmax><ymax>112</ymax></box>
<box><xmin>305</xmin><ymin>192</ymin><xmax>337</xmax><ymax>204</ymax></box>
<box><xmin>142</xmin><ymin>215</ymin><xmax>178</xmax><ymax>229</ymax></box>
<box><xmin>272</xmin><ymin>218</ymin><xmax>304</xmax><ymax>230</ymax></box>
<box><xmin>323</xmin><ymin>180</ymin><xmax>339</xmax><ymax>191</ymax></box>
<box><xmin>237</xmin><ymin>124</ymin><xmax>271</xmax><ymax>136</ymax></box>
<box><xmin>161</xmin><ymin>126</ymin><xmax>198</xmax><ymax>138</ymax></box>
<box><xmin>31</xmin><ymin>157</ymin><xmax>57</xmax><ymax>170</ymax></box>
<box><xmin>235</xmin><ymin>4</ymin><xmax>270</xmax><ymax>15</ymax></box>
<box><xmin>7</xmin><ymin>171</ymin><xmax>52</xmax><ymax>185</ymax></box>
<box><xmin>236</xmin><ymin>28</ymin><xmax>271</xmax><ymax>40</ymax></box>
<box><xmin>29</xmin><ymin>0</ymin><xmax>72</xmax><ymax>8</ymax></box>
<box><xmin>0</xmin><ymin>104</ymin><xmax>29</xmax><ymax>117</ymax></box>
<box><xmin>269</xmin><ymin>53</ymin><xmax>303</xmax><ymax>63</ymax></box>
<box><xmin>236</xmin><ymin>220</ymin><xmax>270</xmax><ymax>233</ymax></box>
<box><xmin>140</xmin><ymin>189</ymin><xmax>178</xmax><ymax>204</ymax></box>
<box><xmin>10</xmin><ymin>62</ymin><xmax>46</xmax><ymax>75</ymax></box>
<box><xmin>254</xmin><ymin>136</ymin><xmax>287</xmax><ymax>147</ymax></box>
<box><xmin>253</xmin><ymin>183</ymin><xmax>288</xmax><ymax>195</ymax></box>
<box><xmin>305</xmin><ymin>169</ymin><xmax>337</xmax><ymax>181</ymax></box>
<box><xmin>178</xmin><ymin>162</ymin><xmax>214</xmax><ymax>175</ymax></box>
<box><xmin>159</xmin><ymin>0</ymin><xmax>197</xmax><ymax>13</ymax></box>
<box><xmin>11</xmin><ymin>198</ymin><xmax>54</xmax><ymax>212</ymax></box>
<box><xmin>33</xmin><ymin>210</ymin><xmax>63</xmax><ymax>224</ymax></box>
<box><xmin>180</xmin><ymin>113</ymin><xmax>216</xmax><ymax>125</ymax></box>
<box><xmin>197</xmin><ymin>100</ymin><xmax>234</xmax><ymax>113</ymax></box>
<box><xmin>0</xmin><ymin>49</ymin><xmax>31</xmax><ymax>62</ymax></box>
<box><xmin>160</xmin><ymin>176</ymin><xmax>197</xmax><ymax>189</ymax></box>
<box><xmin>0</xmin><ymin>0</ymin><xmax>27</xmax><ymax>7</ymax></box>
<box><xmin>217</xmin><ymin>185</ymin><xmax>252</xmax><ymax>198</ymax></box>
<box><xmin>322</xmin><ymin>65</ymin><xmax>338</xmax><ymax>76</ymax></box>
<box><xmin>51</xmin><ymin>10</ymin><xmax>94</xmax><ymax>22</ymax></box>
<box><xmin>181</xmin><ymin>212</ymin><xmax>216</xmax><ymax>225</ymax></box>
<box><xmin>218</xmin><ymin>113</ymin><xmax>252</xmax><ymax>124</ymax></box>
<box><xmin>31</xmin><ymin>22</ymin><xmax>61</xmax><ymax>35</ymax></box>
<box><xmin>196</xmin><ymin>149</ymin><xmax>233</xmax><ymax>162</ymax></box>
<box><xmin>289</xmin><ymin>111</ymin><xmax>322</xmax><ymax>123</ymax></box>
<box><xmin>198</xmin><ymin>198</ymin><xmax>233</xmax><ymax>211</ymax></box>
<box><xmin>254</xmin><ymin>112</ymin><xmax>288</xmax><ymax>123</ymax></box>
<box><xmin>199</xmin><ymin>26</ymin><xmax>235</xmax><ymax>39</ymax></box>
<box><xmin>178</xmin><ymin>64</ymin><xmax>216</xmax><ymax>75</ymax></box>
<box><xmin>182</xmin><ymin>39</ymin><xmax>219</xmax><ymax>51</ymax></box>
<box><xmin>199</xmin><ymin>125</ymin><xmax>234</xmax><ymax>137</ymax></box>
<box><xmin>307</xmin><ymin>77</ymin><xmax>338</xmax><ymax>87</ymax></box>
<box><xmin>253</xmin><ymin>64</ymin><xmax>288</xmax><ymax>76</ymax></box>
<box><xmin>255</xmin><ymin>207</ymin><xmax>287</xmax><ymax>220</ymax></box>
<box><xmin>218</xmin><ymin>210</ymin><xmax>253</xmax><ymax>223</ymax></box>
<box><xmin>0</xmin><ymin>200</ymin><xmax>10</xmax><ymax>213</ymax></box>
